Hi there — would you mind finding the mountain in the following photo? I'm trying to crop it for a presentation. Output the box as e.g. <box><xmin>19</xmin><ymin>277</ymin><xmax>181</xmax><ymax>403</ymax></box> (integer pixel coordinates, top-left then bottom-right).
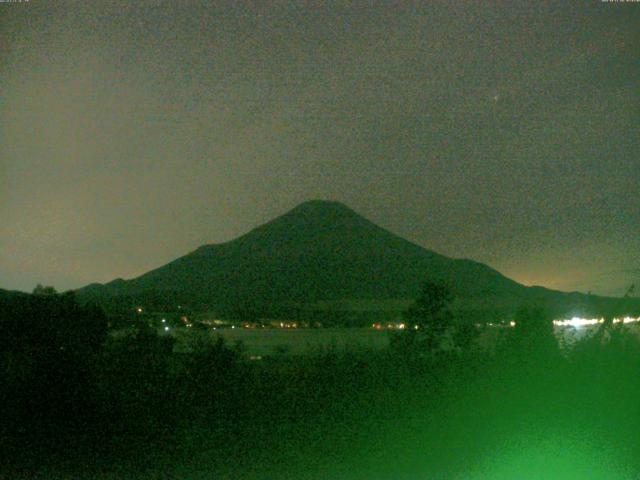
<box><xmin>76</xmin><ymin>200</ymin><xmax>637</xmax><ymax>322</ymax></box>
<box><xmin>0</xmin><ymin>288</ymin><xmax>29</xmax><ymax>301</ymax></box>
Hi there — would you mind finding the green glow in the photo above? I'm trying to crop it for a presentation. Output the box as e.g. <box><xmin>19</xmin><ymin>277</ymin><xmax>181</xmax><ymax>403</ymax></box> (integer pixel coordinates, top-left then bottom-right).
<box><xmin>468</xmin><ymin>433</ymin><xmax>632</xmax><ymax>480</ymax></box>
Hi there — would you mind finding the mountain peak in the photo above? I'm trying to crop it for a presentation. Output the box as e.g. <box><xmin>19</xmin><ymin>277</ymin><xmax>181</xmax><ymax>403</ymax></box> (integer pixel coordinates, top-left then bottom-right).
<box><xmin>272</xmin><ymin>199</ymin><xmax>372</xmax><ymax>231</ymax></box>
<box><xmin>289</xmin><ymin>199</ymin><xmax>355</xmax><ymax>215</ymax></box>
<box><xmin>189</xmin><ymin>200</ymin><xmax>366</xmax><ymax>254</ymax></box>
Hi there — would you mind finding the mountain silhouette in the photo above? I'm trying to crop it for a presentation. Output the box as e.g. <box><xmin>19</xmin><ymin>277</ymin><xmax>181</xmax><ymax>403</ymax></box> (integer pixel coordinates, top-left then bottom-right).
<box><xmin>76</xmin><ymin>200</ymin><xmax>634</xmax><ymax>321</ymax></box>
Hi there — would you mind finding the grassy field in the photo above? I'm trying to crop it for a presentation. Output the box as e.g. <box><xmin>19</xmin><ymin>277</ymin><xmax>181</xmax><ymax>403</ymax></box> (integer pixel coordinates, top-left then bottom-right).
<box><xmin>174</xmin><ymin>327</ymin><xmax>391</xmax><ymax>356</ymax></box>
<box><xmin>170</xmin><ymin>322</ymin><xmax>640</xmax><ymax>356</ymax></box>
<box><xmin>4</xmin><ymin>295</ymin><xmax>640</xmax><ymax>479</ymax></box>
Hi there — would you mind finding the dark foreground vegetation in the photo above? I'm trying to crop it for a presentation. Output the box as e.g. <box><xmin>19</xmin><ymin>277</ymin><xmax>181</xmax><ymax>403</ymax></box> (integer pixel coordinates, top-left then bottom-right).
<box><xmin>2</xmin><ymin>287</ymin><xmax>640</xmax><ymax>479</ymax></box>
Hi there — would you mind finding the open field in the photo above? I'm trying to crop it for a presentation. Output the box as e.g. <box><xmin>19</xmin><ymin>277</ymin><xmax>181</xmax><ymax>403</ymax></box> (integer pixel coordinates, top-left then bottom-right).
<box><xmin>169</xmin><ymin>322</ymin><xmax>640</xmax><ymax>356</ymax></box>
<box><xmin>178</xmin><ymin>327</ymin><xmax>391</xmax><ymax>356</ymax></box>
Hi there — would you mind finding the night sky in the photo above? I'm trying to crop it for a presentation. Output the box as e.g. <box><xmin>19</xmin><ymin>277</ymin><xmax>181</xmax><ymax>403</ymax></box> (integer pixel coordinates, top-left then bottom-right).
<box><xmin>1</xmin><ymin>1</ymin><xmax>638</xmax><ymax>296</ymax></box>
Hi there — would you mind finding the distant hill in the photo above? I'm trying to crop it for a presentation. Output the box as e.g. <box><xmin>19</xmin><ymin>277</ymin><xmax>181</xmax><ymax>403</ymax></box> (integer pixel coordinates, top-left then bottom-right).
<box><xmin>76</xmin><ymin>200</ymin><xmax>638</xmax><ymax>323</ymax></box>
<box><xmin>0</xmin><ymin>288</ymin><xmax>29</xmax><ymax>301</ymax></box>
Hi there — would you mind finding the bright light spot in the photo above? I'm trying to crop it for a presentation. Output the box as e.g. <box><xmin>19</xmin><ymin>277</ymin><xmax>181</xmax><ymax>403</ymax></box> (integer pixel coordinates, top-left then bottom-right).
<box><xmin>554</xmin><ymin>316</ymin><xmax>640</xmax><ymax>328</ymax></box>
<box><xmin>164</xmin><ymin>326</ymin><xmax>169</xmax><ymax>332</ymax></box>
<box><xmin>554</xmin><ymin>317</ymin><xmax>601</xmax><ymax>328</ymax></box>
<box><xmin>509</xmin><ymin>321</ymin><xmax>516</xmax><ymax>327</ymax></box>
<box><xmin>136</xmin><ymin>307</ymin><xmax>143</xmax><ymax>313</ymax></box>
<box><xmin>398</xmin><ymin>323</ymin><xmax>406</xmax><ymax>329</ymax></box>
<box><xmin>232</xmin><ymin>325</ymin><xmax>235</xmax><ymax>329</ymax></box>
<box><xmin>161</xmin><ymin>318</ymin><xmax>166</xmax><ymax>323</ymax></box>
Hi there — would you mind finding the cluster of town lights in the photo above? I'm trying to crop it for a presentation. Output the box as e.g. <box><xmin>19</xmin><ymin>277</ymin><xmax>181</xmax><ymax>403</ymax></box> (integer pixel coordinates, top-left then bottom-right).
<box><xmin>371</xmin><ymin>323</ymin><xmax>419</xmax><ymax>330</ymax></box>
<box><xmin>368</xmin><ymin>318</ymin><xmax>640</xmax><ymax>330</ymax></box>
<box><xmin>136</xmin><ymin>306</ymin><xmax>639</xmax><ymax>332</ymax></box>
<box><xmin>553</xmin><ymin>316</ymin><xmax>640</xmax><ymax>328</ymax></box>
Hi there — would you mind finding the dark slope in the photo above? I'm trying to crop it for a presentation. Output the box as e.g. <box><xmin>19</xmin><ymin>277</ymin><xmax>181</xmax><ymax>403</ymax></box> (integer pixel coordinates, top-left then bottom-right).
<box><xmin>0</xmin><ymin>288</ymin><xmax>30</xmax><ymax>301</ymax></box>
<box><xmin>76</xmin><ymin>200</ymin><xmax>632</xmax><ymax>318</ymax></box>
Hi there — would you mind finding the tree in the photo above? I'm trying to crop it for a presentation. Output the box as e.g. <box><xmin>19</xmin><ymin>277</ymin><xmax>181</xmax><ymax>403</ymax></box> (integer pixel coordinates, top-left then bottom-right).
<box><xmin>401</xmin><ymin>279</ymin><xmax>454</xmax><ymax>352</ymax></box>
<box><xmin>453</xmin><ymin>318</ymin><xmax>480</xmax><ymax>352</ymax></box>
<box><xmin>0</xmin><ymin>289</ymin><xmax>109</xmax><ymax>450</ymax></box>
<box><xmin>32</xmin><ymin>284</ymin><xmax>58</xmax><ymax>296</ymax></box>
<box><xmin>502</xmin><ymin>304</ymin><xmax>559</xmax><ymax>367</ymax></box>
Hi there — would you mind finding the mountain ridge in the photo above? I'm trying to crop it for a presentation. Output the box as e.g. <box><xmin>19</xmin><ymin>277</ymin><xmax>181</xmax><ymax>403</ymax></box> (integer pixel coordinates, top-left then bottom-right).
<box><xmin>76</xmin><ymin>200</ymin><xmax>637</xmax><ymax>320</ymax></box>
